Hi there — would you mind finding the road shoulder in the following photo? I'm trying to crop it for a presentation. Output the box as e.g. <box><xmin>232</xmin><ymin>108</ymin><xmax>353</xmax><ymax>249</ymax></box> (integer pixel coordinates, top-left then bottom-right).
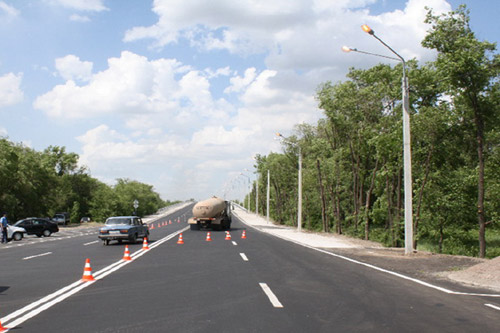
<box><xmin>233</xmin><ymin>207</ymin><xmax>500</xmax><ymax>294</ymax></box>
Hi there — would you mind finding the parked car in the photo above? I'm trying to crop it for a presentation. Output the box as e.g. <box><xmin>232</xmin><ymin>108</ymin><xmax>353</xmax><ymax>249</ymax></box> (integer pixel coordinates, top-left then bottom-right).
<box><xmin>6</xmin><ymin>224</ymin><xmax>26</xmax><ymax>241</ymax></box>
<box><xmin>14</xmin><ymin>218</ymin><xmax>59</xmax><ymax>237</ymax></box>
<box><xmin>52</xmin><ymin>212</ymin><xmax>70</xmax><ymax>225</ymax></box>
<box><xmin>98</xmin><ymin>216</ymin><xmax>149</xmax><ymax>245</ymax></box>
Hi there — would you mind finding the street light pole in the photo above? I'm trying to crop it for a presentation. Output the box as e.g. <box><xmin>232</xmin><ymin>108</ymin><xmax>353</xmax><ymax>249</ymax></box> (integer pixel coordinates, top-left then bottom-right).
<box><xmin>256</xmin><ymin>173</ymin><xmax>259</xmax><ymax>215</ymax></box>
<box><xmin>298</xmin><ymin>145</ymin><xmax>302</xmax><ymax>232</ymax></box>
<box><xmin>240</xmin><ymin>173</ymin><xmax>251</xmax><ymax>211</ymax></box>
<box><xmin>276</xmin><ymin>133</ymin><xmax>302</xmax><ymax>232</ymax></box>
<box><xmin>343</xmin><ymin>24</ymin><xmax>414</xmax><ymax>254</ymax></box>
<box><xmin>266</xmin><ymin>169</ymin><xmax>270</xmax><ymax>223</ymax></box>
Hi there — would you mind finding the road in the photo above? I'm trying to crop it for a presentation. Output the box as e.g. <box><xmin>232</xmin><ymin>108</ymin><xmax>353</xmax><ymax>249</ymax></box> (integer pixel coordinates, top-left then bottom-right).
<box><xmin>1</xmin><ymin>205</ymin><xmax>499</xmax><ymax>332</ymax></box>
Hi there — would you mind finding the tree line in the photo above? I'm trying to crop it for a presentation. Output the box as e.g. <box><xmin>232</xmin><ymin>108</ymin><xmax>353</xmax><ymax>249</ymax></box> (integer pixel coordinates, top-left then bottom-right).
<box><xmin>246</xmin><ymin>6</ymin><xmax>500</xmax><ymax>258</ymax></box>
<box><xmin>0</xmin><ymin>139</ymin><xmax>173</xmax><ymax>224</ymax></box>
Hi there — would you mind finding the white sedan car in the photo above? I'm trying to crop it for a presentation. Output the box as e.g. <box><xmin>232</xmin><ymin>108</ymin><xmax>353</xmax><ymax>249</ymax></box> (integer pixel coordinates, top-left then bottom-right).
<box><xmin>6</xmin><ymin>224</ymin><xmax>26</xmax><ymax>241</ymax></box>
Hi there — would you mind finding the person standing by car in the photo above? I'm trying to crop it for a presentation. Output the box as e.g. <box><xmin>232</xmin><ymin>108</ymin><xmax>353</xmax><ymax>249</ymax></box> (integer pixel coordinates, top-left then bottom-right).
<box><xmin>1</xmin><ymin>213</ymin><xmax>8</xmax><ymax>243</ymax></box>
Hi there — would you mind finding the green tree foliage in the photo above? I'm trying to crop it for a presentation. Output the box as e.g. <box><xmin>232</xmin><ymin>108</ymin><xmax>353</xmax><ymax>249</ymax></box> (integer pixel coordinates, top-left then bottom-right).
<box><xmin>251</xmin><ymin>6</ymin><xmax>499</xmax><ymax>258</ymax></box>
<box><xmin>0</xmin><ymin>139</ymin><xmax>168</xmax><ymax>223</ymax></box>
<box><xmin>113</xmin><ymin>178</ymin><xmax>165</xmax><ymax>217</ymax></box>
<box><xmin>422</xmin><ymin>5</ymin><xmax>500</xmax><ymax>257</ymax></box>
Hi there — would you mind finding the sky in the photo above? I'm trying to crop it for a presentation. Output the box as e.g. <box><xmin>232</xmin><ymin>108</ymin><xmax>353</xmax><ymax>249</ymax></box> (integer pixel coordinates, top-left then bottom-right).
<box><xmin>0</xmin><ymin>0</ymin><xmax>498</xmax><ymax>202</ymax></box>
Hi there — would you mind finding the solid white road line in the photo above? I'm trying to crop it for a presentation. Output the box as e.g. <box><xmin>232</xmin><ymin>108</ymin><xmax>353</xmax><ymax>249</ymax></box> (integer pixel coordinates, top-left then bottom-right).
<box><xmin>83</xmin><ymin>240</ymin><xmax>99</xmax><ymax>246</ymax></box>
<box><xmin>1</xmin><ymin>226</ymin><xmax>189</xmax><ymax>331</ymax></box>
<box><xmin>485</xmin><ymin>303</ymin><xmax>500</xmax><ymax>311</ymax></box>
<box><xmin>249</xmin><ymin>224</ymin><xmax>500</xmax><ymax>298</ymax></box>
<box><xmin>239</xmin><ymin>253</ymin><xmax>249</xmax><ymax>261</ymax></box>
<box><xmin>22</xmin><ymin>252</ymin><xmax>52</xmax><ymax>260</ymax></box>
<box><xmin>259</xmin><ymin>283</ymin><xmax>283</xmax><ymax>308</ymax></box>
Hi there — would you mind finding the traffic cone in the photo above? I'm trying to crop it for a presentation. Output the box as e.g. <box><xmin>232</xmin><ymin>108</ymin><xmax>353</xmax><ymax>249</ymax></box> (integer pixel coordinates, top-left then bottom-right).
<box><xmin>177</xmin><ymin>233</ymin><xmax>184</xmax><ymax>244</ymax></box>
<box><xmin>241</xmin><ymin>230</ymin><xmax>247</xmax><ymax>239</ymax></box>
<box><xmin>206</xmin><ymin>232</ymin><xmax>212</xmax><ymax>242</ymax></box>
<box><xmin>142</xmin><ymin>237</ymin><xmax>150</xmax><ymax>250</ymax></box>
<box><xmin>81</xmin><ymin>258</ymin><xmax>95</xmax><ymax>282</ymax></box>
<box><xmin>177</xmin><ymin>218</ymin><xmax>180</xmax><ymax>223</ymax></box>
<box><xmin>122</xmin><ymin>245</ymin><xmax>132</xmax><ymax>261</ymax></box>
<box><xmin>169</xmin><ymin>220</ymin><xmax>172</xmax><ymax>225</ymax></box>
<box><xmin>225</xmin><ymin>231</ymin><xmax>231</xmax><ymax>240</ymax></box>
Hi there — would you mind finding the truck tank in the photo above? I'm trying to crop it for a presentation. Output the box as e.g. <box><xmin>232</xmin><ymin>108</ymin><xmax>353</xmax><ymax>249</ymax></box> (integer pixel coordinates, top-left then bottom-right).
<box><xmin>188</xmin><ymin>196</ymin><xmax>232</xmax><ymax>231</ymax></box>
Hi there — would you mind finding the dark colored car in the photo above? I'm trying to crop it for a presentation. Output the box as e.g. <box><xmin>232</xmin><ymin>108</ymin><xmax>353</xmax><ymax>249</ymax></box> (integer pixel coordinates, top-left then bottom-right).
<box><xmin>98</xmin><ymin>216</ymin><xmax>149</xmax><ymax>245</ymax></box>
<box><xmin>14</xmin><ymin>218</ymin><xmax>59</xmax><ymax>237</ymax></box>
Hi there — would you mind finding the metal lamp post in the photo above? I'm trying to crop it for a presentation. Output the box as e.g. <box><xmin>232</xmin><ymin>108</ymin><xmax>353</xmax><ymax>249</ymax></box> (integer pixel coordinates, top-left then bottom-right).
<box><xmin>342</xmin><ymin>24</ymin><xmax>414</xmax><ymax>254</ymax></box>
<box><xmin>276</xmin><ymin>133</ymin><xmax>302</xmax><ymax>232</ymax></box>
<box><xmin>255</xmin><ymin>172</ymin><xmax>259</xmax><ymax>215</ymax></box>
<box><xmin>240</xmin><ymin>172</ymin><xmax>251</xmax><ymax>211</ymax></box>
<box><xmin>266</xmin><ymin>169</ymin><xmax>270</xmax><ymax>223</ymax></box>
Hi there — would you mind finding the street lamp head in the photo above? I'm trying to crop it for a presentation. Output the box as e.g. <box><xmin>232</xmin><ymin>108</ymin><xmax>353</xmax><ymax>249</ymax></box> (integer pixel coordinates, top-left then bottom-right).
<box><xmin>361</xmin><ymin>24</ymin><xmax>374</xmax><ymax>35</ymax></box>
<box><xmin>275</xmin><ymin>132</ymin><xmax>283</xmax><ymax>138</ymax></box>
<box><xmin>342</xmin><ymin>46</ymin><xmax>354</xmax><ymax>53</ymax></box>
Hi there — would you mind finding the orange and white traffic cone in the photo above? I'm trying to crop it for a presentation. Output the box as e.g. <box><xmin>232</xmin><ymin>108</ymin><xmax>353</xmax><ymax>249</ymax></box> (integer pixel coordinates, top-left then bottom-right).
<box><xmin>150</xmin><ymin>224</ymin><xmax>154</xmax><ymax>230</ymax></box>
<box><xmin>0</xmin><ymin>320</ymin><xmax>6</xmax><ymax>332</ymax></box>
<box><xmin>206</xmin><ymin>232</ymin><xmax>212</xmax><ymax>242</ymax></box>
<box><xmin>123</xmin><ymin>245</ymin><xmax>132</xmax><ymax>261</ymax></box>
<box><xmin>142</xmin><ymin>237</ymin><xmax>150</xmax><ymax>250</ymax></box>
<box><xmin>177</xmin><ymin>218</ymin><xmax>180</xmax><ymax>223</ymax></box>
<box><xmin>169</xmin><ymin>220</ymin><xmax>172</xmax><ymax>225</ymax></box>
<box><xmin>241</xmin><ymin>230</ymin><xmax>247</xmax><ymax>239</ymax></box>
<box><xmin>225</xmin><ymin>231</ymin><xmax>231</xmax><ymax>240</ymax></box>
<box><xmin>177</xmin><ymin>233</ymin><xmax>184</xmax><ymax>244</ymax></box>
<box><xmin>81</xmin><ymin>258</ymin><xmax>95</xmax><ymax>282</ymax></box>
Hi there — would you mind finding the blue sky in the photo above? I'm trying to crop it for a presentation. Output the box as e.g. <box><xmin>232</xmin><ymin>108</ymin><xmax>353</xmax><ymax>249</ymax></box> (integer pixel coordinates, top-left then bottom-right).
<box><xmin>0</xmin><ymin>0</ymin><xmax>498</xmax><ymax>202</ymax></box>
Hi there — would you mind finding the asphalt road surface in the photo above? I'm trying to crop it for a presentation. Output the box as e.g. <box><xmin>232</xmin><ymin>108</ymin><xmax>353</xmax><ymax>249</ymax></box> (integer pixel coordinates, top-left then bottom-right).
<box><xmin>1</xmin><ymin>205</ymin><xmax>499</xmax><ymax>332</ymax></box>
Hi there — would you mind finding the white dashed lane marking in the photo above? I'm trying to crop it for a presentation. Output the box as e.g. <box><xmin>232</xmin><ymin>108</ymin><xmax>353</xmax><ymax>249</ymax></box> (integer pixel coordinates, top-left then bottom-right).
<box><xmin>22</xmin><ymin>252</ymin><xmax>52</xmax><ymax>260</ymax></box>
<box><xmin>259</xmin><ymin>283</ymin><xmax>283</xmax><ymax>308</ymax></box>
<box><xmin>485</xmin><ymin>303</ymin><xmax>500</xmax><ymax>311</ymax></box>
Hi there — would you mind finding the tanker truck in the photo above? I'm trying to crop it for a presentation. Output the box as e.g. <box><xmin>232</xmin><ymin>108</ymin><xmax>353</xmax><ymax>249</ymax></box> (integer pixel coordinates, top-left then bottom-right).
<box><xmin>188</xmin><ymin>196</ymin><xmax>232</xmax><ymax>231</ymax></box>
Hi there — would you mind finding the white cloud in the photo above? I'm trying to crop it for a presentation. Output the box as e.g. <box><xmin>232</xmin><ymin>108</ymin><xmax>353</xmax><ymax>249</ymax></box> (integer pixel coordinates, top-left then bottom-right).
<box><xmin>125</xmin><ymin>0</ymin><xmax>450</xmax><ymax>72</ymax></box>
<box><xmin>224</xmin><ymin>68</ymin><xmax>257</xmax><ymax>94</ymax></box>
<box><xmin>0</xmin><ymin>127</ymin><xmax>7</xmax><ymax>136</ymax></box>
<box><xmin>71</xmin><ymin>60</ymin><xmax>320</xmax><ymax>200</ymax></box>
<box><xmin>69</xmin><ymin>14</ymin><xmax>90</xmax><ymax>22</ymax></box>
<box><xmin>191</xmin><ymin>125</ymin><xmax>254</xmax><ymax>148</ymax></box>
<box><xmin>204</xmin><ymin>66</ymin><xmax>232</xmax><ymax>79</ymax></box>
<box><xmin>55</xmin><ymin>55</ymin><xmax>93</xmax><ymax>82</ymax></box>
<box><xmin>0</xmin><ymin>72</ymin><xmax>23</xmax><ymax>107</ymax></box>
<box><xmin>49</xmin><ymin>0</ymin><xmax>108</xmax><ymax>12</ymax></box>
<box><xmin>34</xmin><ymin>51</ymin><xmax>190</xmax><ymax>119</ymax></box>
<box><xmin>0</xmin><ymin>1</ymin><xmax>19</xmax><ymax>19</ymax></box>
<box><xmin>44</xmin><ymin>0</ymin><xmax>456</xmax><ymax>200</ymax></box>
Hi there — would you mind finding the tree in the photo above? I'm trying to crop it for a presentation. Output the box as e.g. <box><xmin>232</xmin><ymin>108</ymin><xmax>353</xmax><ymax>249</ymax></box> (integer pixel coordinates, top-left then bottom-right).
<box><xmin>422</xmin><ymin>5</ymin><xmax>500</xmax><ymax>257</ymax></box>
